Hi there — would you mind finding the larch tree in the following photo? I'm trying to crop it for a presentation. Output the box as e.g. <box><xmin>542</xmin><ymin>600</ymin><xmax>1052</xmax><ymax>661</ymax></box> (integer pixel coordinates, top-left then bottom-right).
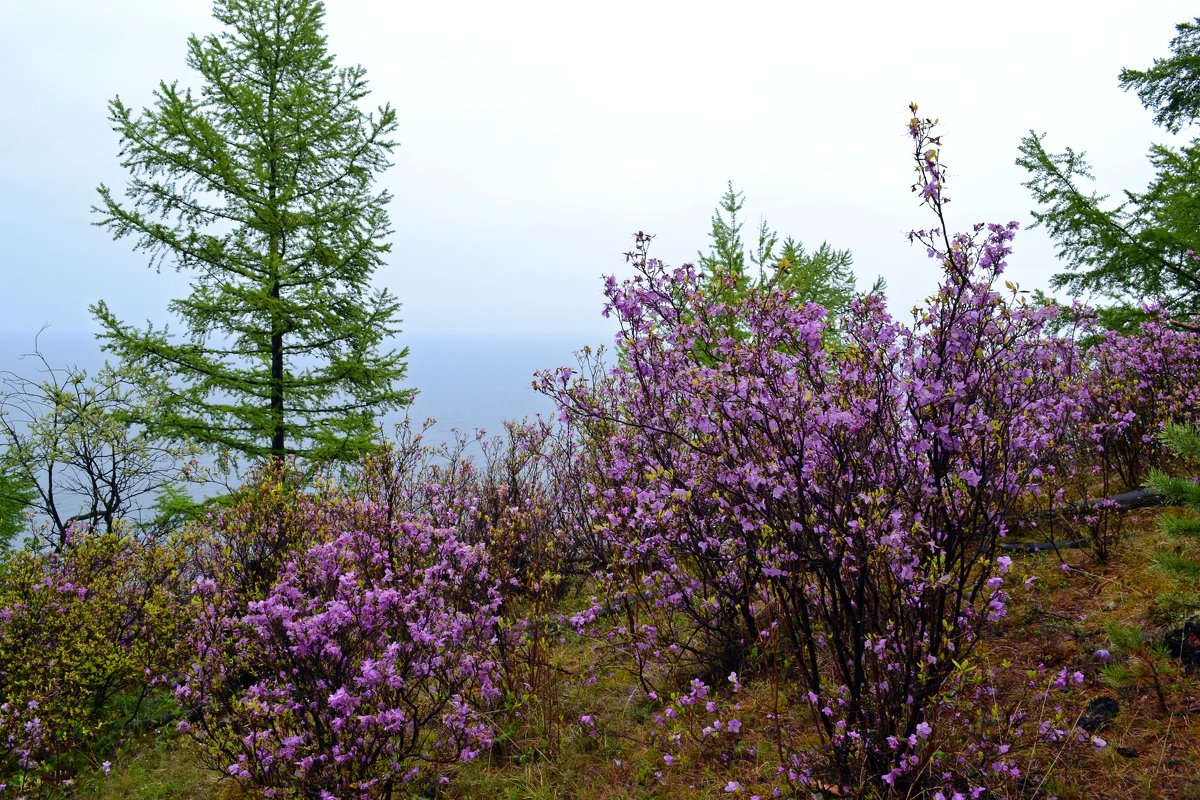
<box><xmin>691</xmin><ymin>182</ymin><xmax>878</xmax><ymax>355</ymax></box>
<box><xmin>92</xmin><ymin>0</ymin><xmax>410</xmax><ymax>461</ymax></box>
<box><xmin>1017</xmin><ymin>17</ymin><xmax>1200</xmax><ymax>328</ymax></box>
<box><xmin>698</xmin><ymin>182</ymin><xmax>862</xmax><ymax>316</ymax></box>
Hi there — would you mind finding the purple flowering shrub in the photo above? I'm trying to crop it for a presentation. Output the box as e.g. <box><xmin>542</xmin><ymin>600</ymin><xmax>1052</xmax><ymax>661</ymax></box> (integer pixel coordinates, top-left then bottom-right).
<box><xmin>356</xmin><ymin>415</ymin><xmax>601</xmax><ymax>592</ymax></box>
<box><xmin>636</xmin><ymin>673</ymin><xmax>756</xmax><ymax>790</ymax></box>
<box><xmin>354</xmin><ymin>417</ymin><xmax>605</xmax><ymax>757</ymax></box>
<box><xmin>460</xmin><ymin>419</ymin><xmax>585</xmax><ymax>755</ymax></box>
<box><xmin>179</xmin><ymin>489</ymin><xmax>502</xmax><ymax>799</ymax></box>
<box><xmin>353</xmin><ymin>421</ymin><xmax>482</xmax><ymax>533</ymax></box>
<box><xmin>181</xmin><ymin>462</ymin><xmax>343</xmax><ymax>606</ymax></box>
<box><xmin>540</xmin><ymin>109</ymin><xmax>1090</xmax><ymax>795</ymax></box>
<box><xmin>8</xmin><ymin>102</ymin><xmax>1200</xmax><ymax>800</ymax></box>
<box><xmin>1013</xmin><ymin>313</ymin><xmax>1200</xmax><ymax>561</ymax></box>
<box><xmin>912</xmin><ymin>655</ymin><xmax>1108</xmax><ymax>797</ymax></box>
<box><xmin>0</xmin><ymin>530</ymin><xmax>188</xmax><ymax>796</ymax></box>
<box><xmin>1077</xmin><ymin>317</ymin><xmax>1200</xmax><ymax>491</ymax></box>
<box><xmin>446</xmin><ymin>419</ymin><xmax>570</xmax><ymax>601</ymax></box>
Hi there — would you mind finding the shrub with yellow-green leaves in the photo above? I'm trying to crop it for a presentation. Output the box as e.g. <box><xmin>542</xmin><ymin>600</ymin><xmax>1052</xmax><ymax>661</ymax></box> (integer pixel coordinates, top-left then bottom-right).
<box><xmin>0</xmin><ymin>530</ymin><xmax>189</xmax><ymax>796</ymax></box>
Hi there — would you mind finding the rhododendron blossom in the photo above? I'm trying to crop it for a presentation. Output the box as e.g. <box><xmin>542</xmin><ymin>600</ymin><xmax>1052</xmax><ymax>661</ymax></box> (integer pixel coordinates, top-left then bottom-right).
<box><xmin>181</xmin><ymin>492</ymin><xmax>501</xmax><ymax>799</ymax></box>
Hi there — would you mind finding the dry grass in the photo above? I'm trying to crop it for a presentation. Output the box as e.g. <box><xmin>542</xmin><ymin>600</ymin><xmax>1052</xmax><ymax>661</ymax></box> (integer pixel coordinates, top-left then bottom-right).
<box><xmin>978</xmin><ymin>509</ymin><xmax>1200</xmax><ymax>800</ymax></box>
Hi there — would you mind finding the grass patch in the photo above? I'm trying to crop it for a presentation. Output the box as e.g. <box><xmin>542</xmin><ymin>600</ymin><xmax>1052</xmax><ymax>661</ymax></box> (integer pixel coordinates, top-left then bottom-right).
<box><xmin>71</xmin><ymin>728</ymin><xmax>233</xmax><ymax>800</ymax></box>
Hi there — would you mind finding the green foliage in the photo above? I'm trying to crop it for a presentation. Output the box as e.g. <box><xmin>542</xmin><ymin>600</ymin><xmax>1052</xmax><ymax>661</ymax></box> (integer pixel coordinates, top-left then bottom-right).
<box><xmin>1146</xmin><ymin>423</ymin><xmax>1200</xmax><ymax>519</ymax></box>
<box><xmin>1159</xmin><ymin>512</ymin><xmax>1200</xmax><ymax>538</ymax></box>
<box><xmin>0</xmin><ymin>350</ymin><xmax>194</xmax><ymax>552</ymax></box>
<box><xmin>1148</xmin><ymin>469</ymin><xmax>1200</xmax><ymax>510</ymax></box>
<box><xmin>0</xmin><ymin>455</ymin><xmax>35</xmax><ymax>550</ymax></box>
<box><xmin>1106</xmin><ymin>620</ymin><xmax>1148</xmax><ymax>652</ymax></box>
<box><xmin>1150</xmin><ymin>587</ymin><xmax>1200</xmax><ymax>625</ymax></box>
<box><xmin>698</xmin><ymin>182</ymin><xmax>751</xmax><ymax>299</ymax></box>
<box><xmin>92</xmin><ymin>0</ymin><xmax>411</xmax><ymax>462</ymax></box>
<box><xmin>1017</xmin><ymin>133</ymin><xmax>1200</xmax><ymax>325</ymax></box>
<box><xmin>0</xmin><ymin>532</ymin><xmax>191</xmax><ymax>795</ymax></box>
<box><xmin>1146</xmin><ymin>422</ymin><xmax>1200</xmax><ymax>603</ymax></box>
<box><xmin>1153</xmin><ymin>549</ymin><xmax>1200</xmax><ymax>580</ymax></box>
<box><xmin>1097</xmin><ymin>660</ymin><xmax>1135</xmax><ymax>690</ymax></box>
<box><xmin>142</xmin><ymin>482</ymin><xmax>210</xmax><ymax>541</ymax></box>
<box><xmin>1018</xmin><ymin>18</ymin><xmax>1200</xmax><ymax>324</ymax></box>
<box><xmin>69</xmin><ymin>725</ymin><xmax>223</xmax><ymax>800</ymax></box>
<box><xmin>1118</xmin><ymin>18</ymin><xmax>1200</xmax><ymax>135</ymax></box>
<box><xmin>698</xmin><ymin>182</ymin><xmax>872</xmax><ymax>322</ymax></box>
<box><xmin>1100</xmin><ymin>621</ymin><xmax>1173</xmax><ymax>713</ymax></box>
<box><xmin>1158</xmin><ymin>419</ymin><xmax>1200</xmax><ymax>461</ymax></box>
<box><xmin>686</xmin><ymin>183</ymin><xmax>879</xmax><ymax>363</ymax></box>
<box><xmin>180</xmin><ymin>460</ymin><xmax>347</xmax><ymax>607</ymax></box>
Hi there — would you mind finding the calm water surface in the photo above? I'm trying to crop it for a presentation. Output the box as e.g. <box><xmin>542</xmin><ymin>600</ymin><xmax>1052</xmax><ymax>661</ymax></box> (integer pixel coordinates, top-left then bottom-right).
<box><xmin>0</xmin><ymin>331</ymin><xmax>602</xmax><ymax>446</ymax></box>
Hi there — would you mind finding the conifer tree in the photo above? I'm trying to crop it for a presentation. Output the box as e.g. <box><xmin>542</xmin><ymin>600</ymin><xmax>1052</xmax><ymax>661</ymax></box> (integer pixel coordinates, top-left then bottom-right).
<box><xmin>1017</xmin><ymin>17</ymin><xmax>1200</xmax><ymax>327</ymax></box>
<box><xmin>692</xmin><ymin>183</ymin><xmax>878</xmax><ymax>354</ymax></box>
<box><xmin>93</xmin><ymin>0</ymin><xmax>409</xmax><ymax>461</ymax></box>
<box><xmin>698</xmin><ymin>182</ymin><xmax>863</xmax><ymax>317</ymax></box>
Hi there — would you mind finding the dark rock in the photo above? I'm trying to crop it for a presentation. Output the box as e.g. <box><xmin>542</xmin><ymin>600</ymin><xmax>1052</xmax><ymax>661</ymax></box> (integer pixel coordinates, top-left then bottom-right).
<box><xmin>1077</xmin><ymin>695</ymin><xmax>1119</xmax><ymax>732</ymax></box>
<box><xmin>1013</xmin><ymin>773</ymin><xmax>1054</xmax><ymax>799</ymax></box>
<box><xmin>1160</xmin><ymin>615</ymin><xmax>1200</xmax><ymax>675</ymax></box>
<box><xmin>1107</xmin><ymin>488</ymin><xmax>1163</xmax><ymax>510</ymax></box>
<box><xmin>1116</xmin><ymin>746</ymin><xmax>1139</xmax><ymax>758</ymax></box>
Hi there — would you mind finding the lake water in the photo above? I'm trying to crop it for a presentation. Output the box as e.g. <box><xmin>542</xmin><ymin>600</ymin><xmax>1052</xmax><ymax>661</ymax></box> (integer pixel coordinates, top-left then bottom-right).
<box><xmin>394</xmin><ymin>334</ymin><xmax>600</xmax><ymax>439</ymax></box>
<box><xmin>0</xmin><ymin>331</ymin><xmax>604</xmax><ymax>448</ymax></box>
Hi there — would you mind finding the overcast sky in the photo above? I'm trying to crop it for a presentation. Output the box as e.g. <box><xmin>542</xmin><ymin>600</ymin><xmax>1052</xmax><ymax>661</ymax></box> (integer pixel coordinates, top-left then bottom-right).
<box><xmin>2</xmin><ymin>1</ymin><xmax>1195</xmax><ymax>353</ymax></box>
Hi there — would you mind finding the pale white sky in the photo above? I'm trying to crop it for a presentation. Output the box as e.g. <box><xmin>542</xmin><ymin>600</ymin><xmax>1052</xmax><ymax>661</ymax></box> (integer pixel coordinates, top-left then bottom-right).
<box><xmin>1</xmin><ymin>1</ymin><xmax>1195</xmax><ymax>348</ymax></box>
